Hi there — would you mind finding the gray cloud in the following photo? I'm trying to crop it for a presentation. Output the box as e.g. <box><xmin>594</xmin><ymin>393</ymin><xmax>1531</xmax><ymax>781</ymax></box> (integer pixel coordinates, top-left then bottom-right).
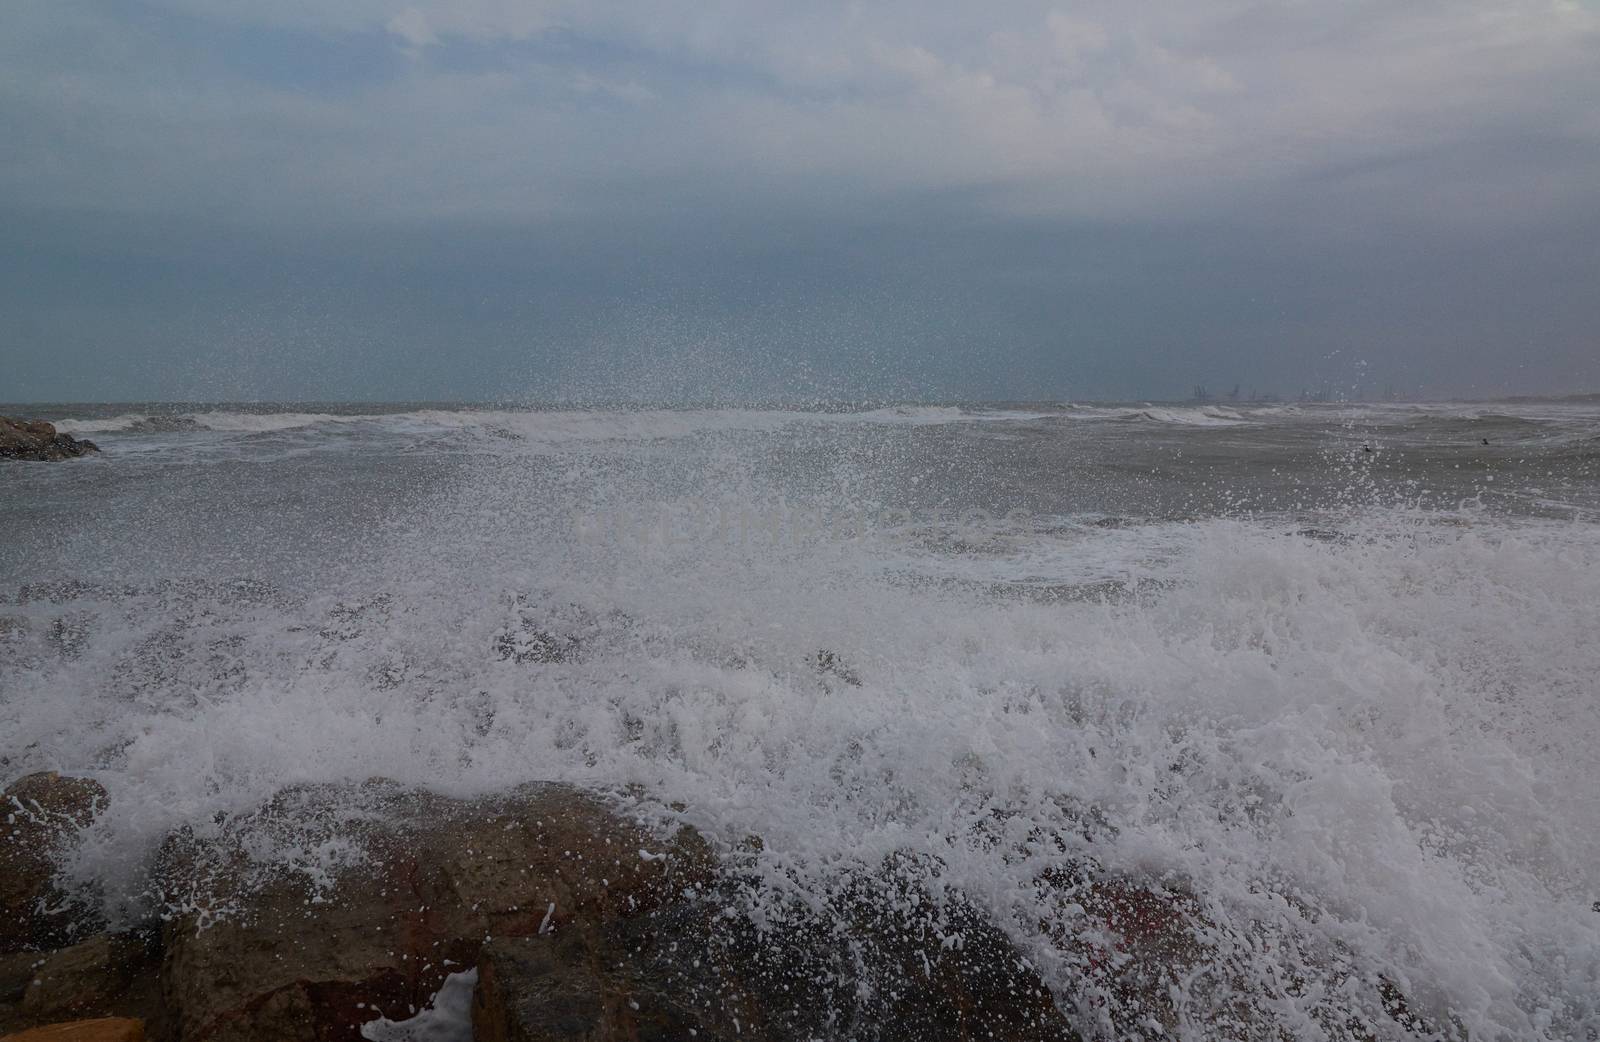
<box><xmin>1</xmin><ymin>0</ymin><xmax>1597</xmax><ymax>400</ymax></box>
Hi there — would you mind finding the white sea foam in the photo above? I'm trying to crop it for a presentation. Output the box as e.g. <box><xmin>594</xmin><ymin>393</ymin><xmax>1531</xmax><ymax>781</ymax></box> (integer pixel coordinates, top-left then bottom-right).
<box><xmin>52</xmin><ymin>405</ymin><xmax>1052</xmax><ymax>440</ymax></box>
<box><xmin>48</xmin><ymin>400</ymin><xmax>1600</xmax><ymax>451</ymax></box>
<box><xmin>4</xmin><ymin>411</ymin><xmax>1598</xmax><ymax>1039</ymax></box>
<box><xmin>1058</xmin><ymin>404</ymin><xmax>1255</xmax><ymax>425</ymax></box>
<box><xmin>52</xmin><ymin>411</ymin><xmax>383</xmax><ymax>435</ymax></box>
<box><xmin>360</xmin><ymin>969</ymin><xmax>476</xmax><ymax>1042</ymax></box>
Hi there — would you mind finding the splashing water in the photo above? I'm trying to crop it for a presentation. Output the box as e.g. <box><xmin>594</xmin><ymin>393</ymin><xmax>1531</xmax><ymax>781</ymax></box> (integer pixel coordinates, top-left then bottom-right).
<box><xmin>3</xmin><ymin>401</ymin><xmax>1599</xmax><ymax>1039</ymax></box>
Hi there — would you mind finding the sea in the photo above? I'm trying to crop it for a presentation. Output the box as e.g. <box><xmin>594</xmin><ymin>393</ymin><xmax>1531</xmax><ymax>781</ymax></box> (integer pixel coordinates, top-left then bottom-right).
<box><xmin>3</xmin><ymin>399</ymin><xmax>1598</xmax><ymax>1039</ymax></box>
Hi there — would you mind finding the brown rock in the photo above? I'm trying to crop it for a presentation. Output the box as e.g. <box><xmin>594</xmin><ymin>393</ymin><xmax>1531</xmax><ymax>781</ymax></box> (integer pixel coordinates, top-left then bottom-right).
<box><xmin>18</xmin><ymin>936</ymin><xmax>152</xmax><ymax>1023</ymax></box>
<box><xmin>0</xmin><ymin>954</ymin><xmax>46</xmax><ymax>1008</ymax></box>
<box><xmin>712</xmin><ymin>860</ymin><xmax>1078</xmax><ymax>1042</ymax></box>
<box><xmin>473</xmin><ymin>852</ymin><xmax>1079</xmax><ymax>1042</ymax></box>
<box><xmin>1</xmin><ymin>775</ymin><xmax>108</xmax><ymax>953</ymax></box>
<box><xmin>474</xmin><ymin>931</ymin><xmax>721</xmax><ymax>1042</ymax></box>
<box><xmin>158</xmin><ymin>782</ymin><xmax>1082</xmax><ymax>1042</ymax></box>
<box><xmin>156</xmin><ymin>782</ymin><xmax>711</xmax><ymax>1042</ymax></box>
<box><xmin>0</xmin><ymin>419</ymin><xmax>99</xmax><ymax>462</ymax></box>
<box><xmin>1</xmin><ymin>1017</ymin><xmax>144</xmax><ymax>1042</ymax></box>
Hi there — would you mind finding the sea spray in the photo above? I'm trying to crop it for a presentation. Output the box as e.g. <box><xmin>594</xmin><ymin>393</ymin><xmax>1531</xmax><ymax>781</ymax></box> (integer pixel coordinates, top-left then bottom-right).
<box><xmin>3</xmin><ymin>402</ymin><xmax>1598</xmax><ymax>1037</ymax></box>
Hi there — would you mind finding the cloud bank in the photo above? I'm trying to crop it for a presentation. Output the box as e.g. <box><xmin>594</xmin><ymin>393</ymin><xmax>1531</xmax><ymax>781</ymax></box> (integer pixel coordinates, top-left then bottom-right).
<box><xmin>1</xmin><ymin>0</ymin><xmax>1597</xmax><ymax>399</ymax></box>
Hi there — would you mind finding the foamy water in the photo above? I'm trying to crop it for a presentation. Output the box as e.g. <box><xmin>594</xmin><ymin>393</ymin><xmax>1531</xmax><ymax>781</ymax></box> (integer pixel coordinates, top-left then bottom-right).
<box><xmin>3</xmin><ymin>401</ymin><xmax>1599</xmax><ymax>1039</ymax></box>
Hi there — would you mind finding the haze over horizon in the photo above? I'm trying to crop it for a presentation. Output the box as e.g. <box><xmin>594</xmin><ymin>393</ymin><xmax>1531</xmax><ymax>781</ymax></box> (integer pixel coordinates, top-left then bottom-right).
<box><xmin>4</xmin><ymin>0</ymin><xmax>1599</xmax><ymax>403</ymax></box>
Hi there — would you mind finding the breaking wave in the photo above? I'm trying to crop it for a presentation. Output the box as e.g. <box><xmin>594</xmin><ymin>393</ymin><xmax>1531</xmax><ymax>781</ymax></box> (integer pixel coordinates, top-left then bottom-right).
<box><xmin>5</xmin><ymin>403</ymin><xmax>1600</xmax><ymax>1038</ymax></box>
<box><xmin>49</xmin><ymin>399</ymin><xmax>1600</xmax><ymax>450</ymax></box>
<box><xmin>51</xmin><ymin>405</ymin><xmax>1053</xmax><ymax>439</ymax></box>
<box><xmin>1061</xmin><ymin>404</ymin><xmax>1252</xmax><ymax>425</ymax></box>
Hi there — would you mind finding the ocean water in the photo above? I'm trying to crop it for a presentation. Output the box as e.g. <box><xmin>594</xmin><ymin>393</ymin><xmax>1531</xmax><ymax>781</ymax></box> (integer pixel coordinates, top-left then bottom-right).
<box><xmin>3</xmin><ymin>400</ymin><xmax>1599</xmax><ymax>1039</ymax></box>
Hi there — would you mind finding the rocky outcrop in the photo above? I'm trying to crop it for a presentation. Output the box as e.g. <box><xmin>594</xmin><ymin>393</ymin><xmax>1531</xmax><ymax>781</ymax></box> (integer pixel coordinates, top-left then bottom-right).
<box><xmin>0</xmin><ymin>772</ymin><xmax>159</xmax><ymax>1038</ymax></box>
<box><xmin>154</xmin><ymin>781</ymin><xmax>714</xmax><ymax>1042</ymax></box>
<box><xmin>149</xmin><ymin>781</ymin><xmax>1080</xmax><ymax>1042</ymax></box>
<box><xmin>0</xmin><ymin>773</ymin><xmax>1457</xmax><ymax>1042</ymax></box>
<box><xmin>0</xmin><ymin>774</ymin><xmax>1082</xmax><ymax>1041</ymax></box>
<box><xmin>0</xmin><ymin>418</ymin><xmax>98</xmax><ymax>461</ymax></box>
<box><xmin>472</xmin><ymin>858</ymin><xmax>1078</xmax><ymax>1042</ymax></box>
<box><xmin>1</xmin><ymin>773</ymin><xmax>108</xmax><ymax>953</ymax></box>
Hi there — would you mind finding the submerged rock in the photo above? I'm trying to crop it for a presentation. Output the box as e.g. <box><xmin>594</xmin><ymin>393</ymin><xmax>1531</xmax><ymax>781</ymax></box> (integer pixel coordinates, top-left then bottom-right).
<box><xmin>0</xmin><ymin>419</ymin><xmax>98</xmax><ymax>462</ymax></box>
<box><xmin>1</xmin><ymin>773</ymin><xmax>108</xmax><ymax>953</ymax></box>
<box><xmin>491</xmin><ymin>600</ymin><xmax>632</xmax><ymax>666</ymax></box>
<box><xmin>812</xmin><ymin>648</ymin><xmax>862</xmax><ymax>688</ymax></box>
<box><xmin>492</xmin><ymin>627</ymin><xmax>579</xmax><ymax>665</ymax></box>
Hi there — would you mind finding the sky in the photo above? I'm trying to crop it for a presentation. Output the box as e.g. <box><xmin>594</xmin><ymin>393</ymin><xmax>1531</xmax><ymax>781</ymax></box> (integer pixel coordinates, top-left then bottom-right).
<box><xmin>2</xmin><ymin>0</ymin><xmax>1598</xmax><ymax>403</ymax></box>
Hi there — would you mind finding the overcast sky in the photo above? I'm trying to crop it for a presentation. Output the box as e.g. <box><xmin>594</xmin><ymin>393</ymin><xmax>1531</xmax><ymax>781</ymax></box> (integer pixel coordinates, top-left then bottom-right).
<box><xmin>2</xmin><ymin>0</ymin><xmax>1597</xmax><ymax>402</ymax></box>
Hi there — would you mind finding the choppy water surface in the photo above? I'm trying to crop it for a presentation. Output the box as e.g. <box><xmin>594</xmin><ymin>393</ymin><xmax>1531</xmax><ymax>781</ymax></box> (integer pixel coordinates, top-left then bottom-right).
<box><xmin>3</xmin><ymin>400</ymin><xmax>1599</xmax><ymax>1039</ymax></box>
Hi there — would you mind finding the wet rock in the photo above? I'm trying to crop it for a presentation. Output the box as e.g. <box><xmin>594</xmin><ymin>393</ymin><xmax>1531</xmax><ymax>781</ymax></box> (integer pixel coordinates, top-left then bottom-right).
<box><xmin>0</xmin><ymin>954</ymin><xmax>43</xmax><ymax>1008</ymax></box>
<box><xmin>157</xmin><ymin>782</ymin><xmax>1080</xmax><ymax>1042</ymax></box>
<box><xmin>491</xmin><ymin>599</ymin><xmax>637</xmax><ymax>667</ymax></box>
<box><xmin>1</xmin><ymin>774</ymin><xmax>108</xmax><ymax>953</ymax></box>
<box><xmin>812</xmin><ymin>649</ymin><xmax>862</xmax><ymax>688</ymax></box>
<box><xmin>155</xmin><ymin>782</ymin><xmax>711</xmax><ymax>1042</ymax></box>
<box><xmin>1029</xmin><ymin>857</ymin><xmax>1451</xmax><ymax>1040</ymax></box>
<box><xmin>474</xmin><ymin>850</ymin><xmax>1079</xmax><ymax>1042</ymax></box>
<box><xmin>0</xmin><ymin>1017</ymin><xmax>145</xmax><ymax>1042</ymax></box>
<box><xmin>474</xmin><ymin>931</ymin><xmax>723</xmax><ymax>1042</ymax></box>
<box><xmin>492</xmin><ymin>627</ymin><xmax>578</xmax><ymax>665</ymax></box>
<box><xmin>0</xmin><ymin>419</ymin><xmax>99</xmax><ymax>462</ymax></box>
<box><xmin>492</xmin><ymin>601</ymin><xmax>626</xmax><ymax>666</ymax></box>
<box><xmin>17</xmin><ymin>934</ymin><xmax>156</xmax><ymax>1024</ymax></box>
<box><xmin>714</xmin><ymin>856</ymin><xmax>1076</xmax><ymax>1042</ymax></box>
<box><xmin>1033</xmin><ymin>865</ymin><xmax>1207</xmax><ymax>1039</ymax></box>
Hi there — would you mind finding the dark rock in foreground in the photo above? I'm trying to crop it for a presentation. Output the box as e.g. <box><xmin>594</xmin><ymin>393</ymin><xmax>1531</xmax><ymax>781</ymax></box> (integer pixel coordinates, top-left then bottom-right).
<box><xmin>1</xmin><ymin>774</ymin><xmax>161</xmax><ymax>1040</ymax></box>
<box><xmin>17</xmin><ymin>934</ymin><xmax>160</xmax><ymax>1026</ymax></box>
<box><xmin>0</xmin><ymin>774</ymin><xmax>1453</xmax><ymax>1041</ymax></box>
<box><xmin>154</xmin><ymin>782</ymin><xmax>718</xmax><ymax>1042</ymax></box>
<box><xmin>147</xmin><ymin>781</ymin><xmax>1079</xmax><ymax>1042</ymax></box>
<box><xmin>2</xmin><ymin>773</ymin><xmax>109</xmax><ymax>954</ymax></box>
<box><xmin>472</xmin><ymin>858</ymin><xmax>1075</xmax><ymax>1042</ymax></box>
<box><xmin>0</xmin><ymin>418</ymin><xmax>98</xmax><ymax>461</ymax></box>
